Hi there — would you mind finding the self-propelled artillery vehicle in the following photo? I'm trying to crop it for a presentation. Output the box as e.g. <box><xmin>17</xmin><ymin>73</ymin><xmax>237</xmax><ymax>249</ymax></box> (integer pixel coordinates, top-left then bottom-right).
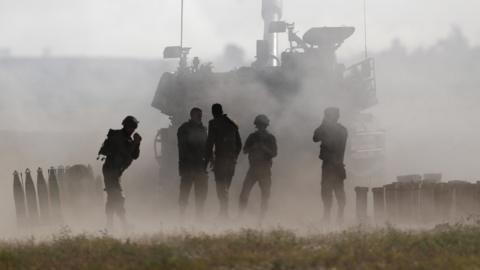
<box><xmin>152</xmin><ymin>0</ymin><xmax>385</xmax><ymax>198</ymax></box>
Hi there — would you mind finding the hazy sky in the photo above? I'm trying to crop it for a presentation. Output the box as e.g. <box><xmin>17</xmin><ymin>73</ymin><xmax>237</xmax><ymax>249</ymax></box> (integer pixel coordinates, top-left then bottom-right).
<box><xmin>0</xmin><ymin>0</ymin><xmax>478</xmax><ymax>59</ymax></box>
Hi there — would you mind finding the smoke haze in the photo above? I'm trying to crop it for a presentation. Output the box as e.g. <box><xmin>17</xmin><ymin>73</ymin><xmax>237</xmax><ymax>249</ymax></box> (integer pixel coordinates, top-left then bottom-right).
<box><xmin>0</xmin><ymin>1</ymin><xmax>479</xmax><ymax>235</ymax></box>
<box><xmin>1</xmin><ymin>0</ymin><xmax>479</xmax><ymax>58</ymax></box>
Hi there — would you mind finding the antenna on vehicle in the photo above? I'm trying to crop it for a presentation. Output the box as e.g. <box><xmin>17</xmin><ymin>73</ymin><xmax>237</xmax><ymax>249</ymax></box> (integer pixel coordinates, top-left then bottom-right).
<box><xmin>163</xmin><ymin>0</ymin><xmax>191</xmax><ymax>69</ymax></box>
<box><xmin>180</xmin><ymin>0</ymin><xmax>184</xmax><ymax>48</ymax></box>
<box><xmin>363</xmin><ymin>0</ymin><xmax>368</xmax><ymax>58</ymax></box>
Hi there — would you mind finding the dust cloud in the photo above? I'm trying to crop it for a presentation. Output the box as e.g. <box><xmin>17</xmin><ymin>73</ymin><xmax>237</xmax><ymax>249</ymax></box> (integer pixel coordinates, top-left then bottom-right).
<box><xmin>0</xmin><ymin>27</ymin><xmax>479</xmax><ymax>236</ymax></box>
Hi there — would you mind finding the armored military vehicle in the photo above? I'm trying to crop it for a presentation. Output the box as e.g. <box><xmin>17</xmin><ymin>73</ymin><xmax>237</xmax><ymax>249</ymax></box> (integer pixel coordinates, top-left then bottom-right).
<box><xmin>152</xmin><ymin>0</ymin><xmax>385</xmax><ymax>197</ymax></box>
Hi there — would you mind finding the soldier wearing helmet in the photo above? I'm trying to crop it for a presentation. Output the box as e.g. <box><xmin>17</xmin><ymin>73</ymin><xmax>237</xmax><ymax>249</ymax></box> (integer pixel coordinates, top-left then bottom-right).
<box><xmin>98</xmin><ymin>115</ymin><xmax>142</xmax><ymax>231</ymax></box>
<box><xmin>313</xmin><ymin>107</ymin><xmax>348</xmax><ymax>224</ymax></box>
<box><xmin>239</xmin><ymin>114</ymin><xmax>277</xmax><ymax>219</ymax></box>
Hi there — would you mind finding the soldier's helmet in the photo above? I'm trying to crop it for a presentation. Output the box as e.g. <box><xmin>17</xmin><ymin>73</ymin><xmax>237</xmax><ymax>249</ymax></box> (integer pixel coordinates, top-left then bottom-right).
<box><xmin>122</xmin><ymin>115</ymin><xmax>139</xmax><ymax>128</ymax></box>
<box><xmin>254</xmin><ymin>114</ymin><xmax>270</xmax><ymax>127</ymax></box>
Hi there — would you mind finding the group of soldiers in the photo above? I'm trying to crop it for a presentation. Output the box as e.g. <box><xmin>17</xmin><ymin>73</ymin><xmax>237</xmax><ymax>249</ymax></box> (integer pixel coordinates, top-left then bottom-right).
<box><xmin>178</xmin><ymin>104</ymin><xmax>277</xmax><ymax>220</ymax></box>
<box><xmin>97</xmin><ymin>104</ymin><xmax>348</xmax><ymax>230</ymax></box>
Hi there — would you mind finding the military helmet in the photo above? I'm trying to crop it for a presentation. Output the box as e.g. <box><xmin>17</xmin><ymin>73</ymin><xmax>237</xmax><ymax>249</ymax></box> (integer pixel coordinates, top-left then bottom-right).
<box><xmin>254</xmin><ymin>114</ymin><xmax>270</xmax><ymax>126</ymax></box>
<box><xmin>122</xmin><ymin>115</ymin><xmax>139</xmax><ymax>128</ymax></box>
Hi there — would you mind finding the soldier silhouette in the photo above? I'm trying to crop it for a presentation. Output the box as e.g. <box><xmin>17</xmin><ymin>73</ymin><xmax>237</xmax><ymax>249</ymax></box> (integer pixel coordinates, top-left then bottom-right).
<box><xmin>177</xmin><ymin>107</ymin><xmax>208</xmax><ymax>219</ymax></box>
<box><xmin>313</xmin><ymin>107</ymin><xmax>348</xmax><ymax>224</ymax></box>
<box><xmin>205</xmin><ymin>103</ymin><xmax>242</xmax><ymax>218</ymax></box>
<box><xmin>98</xmin><ymin>116</ymin><xmax>141</xmax><ymax>231</ymax></box>
<box><xmin>239</xmin><ymin>114</ymin><xmax>277</xmax><ymax>220</ymax></box>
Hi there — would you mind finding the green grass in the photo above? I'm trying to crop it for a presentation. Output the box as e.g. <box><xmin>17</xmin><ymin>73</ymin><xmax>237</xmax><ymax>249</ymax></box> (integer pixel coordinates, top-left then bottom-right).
<box><xmin>1</xmin><ymin>225</ymin><xmax>480</xmax><ymax>270</ymax></box>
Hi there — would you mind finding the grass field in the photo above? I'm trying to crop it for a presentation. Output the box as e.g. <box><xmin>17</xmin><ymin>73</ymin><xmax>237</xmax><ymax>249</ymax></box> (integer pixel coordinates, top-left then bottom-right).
<box><xmin>1</xmin><ymin>224</ymin><xmax>480</xmax><ymax>270</ymax></box>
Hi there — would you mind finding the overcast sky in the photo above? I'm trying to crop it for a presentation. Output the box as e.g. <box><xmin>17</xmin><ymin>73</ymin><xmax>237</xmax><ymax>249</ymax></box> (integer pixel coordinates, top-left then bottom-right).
<box><xmin>0</xmin><ymin>0</ymin><xmax>478</xmax><ymax>59</ymax></box>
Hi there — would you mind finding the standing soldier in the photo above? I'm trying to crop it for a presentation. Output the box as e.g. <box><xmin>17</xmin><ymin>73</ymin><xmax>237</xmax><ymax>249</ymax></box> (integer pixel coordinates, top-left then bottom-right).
<box><xmin>239</xmin><ymin>115</ymin><xmax>277</xmax><ymax>219</ymax></box>
<box><xmin>313</xmin><ymin>107</ymin><xmax>348</xmax><ymax>223</ymax></box>
<box><xmin>177</xmin><ymin>107</ymin><xmax>208</xmax><ymax>219</ymax></box>
<box><xmin>98</xmin><ymin>116</ymin><xmax>142</xmax><ymax>231</ymax></box>
<box><xmin>206</xmin><ymin>103</ymin><xmax>242</xmax><ymax>218</ymax></box>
